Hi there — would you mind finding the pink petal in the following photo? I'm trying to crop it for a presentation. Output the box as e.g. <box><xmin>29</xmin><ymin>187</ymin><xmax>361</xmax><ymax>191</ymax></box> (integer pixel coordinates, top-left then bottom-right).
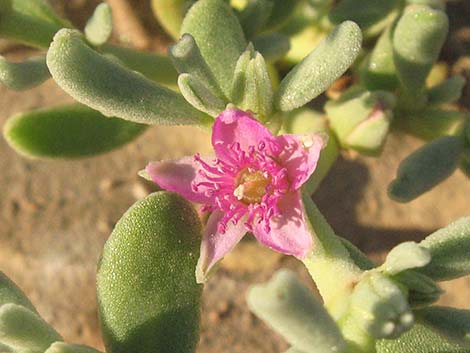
<box><xmin>196</xmin><ymin>210</ymin><xmax>247</xmax><ymax>283</ymax></box>
<box><xmin>212</xmin><ymin>109</ymin><xmax>279</xmax><ymax>159</ymax></box>
<box><xmin>146</xmin><ymin>156</ymin><xmax>211</xmax><ymax>204</ymax></box>
<box><xmin>253</xmin><ymin>192</ymin><xmax>312</xmax><ymax>258</ymax></box>
<box><xmin>276</xmin><ymin>133</ymin><xmax>325</xmax><ymax>190</ymax></box>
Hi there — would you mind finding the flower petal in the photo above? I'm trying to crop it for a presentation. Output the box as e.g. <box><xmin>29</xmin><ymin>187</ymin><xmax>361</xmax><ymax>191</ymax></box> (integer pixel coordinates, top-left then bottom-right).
<box><xmin>253</xmin><ymin>192</ymin><xmax>312</xmax><ymax>258</ymax></box>
<box><xmin>196</xmin><ymin>210</ymin><xmax>247</xmax><ymax>283</ymax></box>
<box><xmin>146</xmin><ymin>156</ymin><xmax>211</xmax><ymax>204</ymax></box>
<box><xmin>276</xmin><ymin>133</ymin><xmax>326</xmax><ymax>190</ymax></box>
<box><xmin>212</xmin><ymin>108</ymin><xmax>279</xmax><ymax>159</ymax></box>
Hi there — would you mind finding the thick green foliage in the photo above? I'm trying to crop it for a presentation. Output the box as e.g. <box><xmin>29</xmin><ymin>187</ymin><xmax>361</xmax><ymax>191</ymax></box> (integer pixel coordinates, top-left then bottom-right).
<box><xmin>84</xmin><ymin>3</ymin><xmax>113</xmax><ymax>46</ymax></box>
<box><xmin>3</xmin><ymin>104</ymin><xmax>147</xmax><ymax>159</ymax></box>
<box><xmin>0</xmin><ymin>55</ymin><xmax>50</xmax><ymax>91</ymax></box>
<box><xmin>97</xmin><ymin>192</ymin><xmax>203</xmax><ymax>353</ymax></box>
<box><xmin>0</xmin><ymin>272</ymin><xmax>36</xmax><ymax>312</ymax></box>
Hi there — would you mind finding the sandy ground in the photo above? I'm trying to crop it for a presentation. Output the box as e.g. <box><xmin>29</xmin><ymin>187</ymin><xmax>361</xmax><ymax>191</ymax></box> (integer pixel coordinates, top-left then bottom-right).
<box><xmin>0</xmin><ymin>1</ymin><xmax>469</xmax><ymax>352</ymax></box>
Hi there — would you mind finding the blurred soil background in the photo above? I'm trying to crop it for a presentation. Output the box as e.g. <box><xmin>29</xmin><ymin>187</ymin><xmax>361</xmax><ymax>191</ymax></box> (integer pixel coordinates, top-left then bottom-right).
<box><xmin>0</xmin><ymin>0</ymin><xmax>469</xmax><ymax>352</ymax></box>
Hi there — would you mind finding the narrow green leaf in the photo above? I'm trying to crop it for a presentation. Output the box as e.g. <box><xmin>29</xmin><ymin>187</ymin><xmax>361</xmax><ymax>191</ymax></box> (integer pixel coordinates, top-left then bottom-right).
<box><xmin>340</xmin><ymin>238</ymin><xmax>374</xmax><ymax>270</ymax></box>
<box><xmin>276</xmin><ymin>21</ymin><xmax>362</xmax><ymax>111</ymax></box>
<box><xmin>416</xmin><ymin>307</ymin><xmax>470</xmax><ymax>347</ymax></box>
<box><xmin>329</xmin><ymin>0</ymin><xmax>400</xmax><ymax>37</ymax></box>
<box><xmin>264</xmin><ymin>0</ymin><xmax>300</xmax><ymax>32</ymax></box>
<box><xmin>0</xmin><ymin>55</ymin><xmax>49</xmax><ymax>91</ymax></box>
<box><xmin>0</xmin><ymin>272</ymin><xmax>36</xmax><ymax>313</ymax></box>
<box><xmin>377</xmin><ymin>323</ymin><xmax>467</xmax><ymax>353</ymax></box>
<box><xmin>388</xmin><ymin>136</ymin><xmax>464</xmax><ymax>202</ymax></box>
<box><xmin>178</xmin><ymin>73</ymin><xmax>225</xmax><ymax>116</ymax></box>
<box><xmin>393</xmin><ymin>6</ymin><xmax>448</xmax><ymax>99</ymax></box>
<box><xmin>0</xmin><ymin>304</ymin><xmax>61</xmax><ymax>352</ymax></box>
<box><xmin>97</xmin><ymin>192</ymin><xmax>202</xmax><ymax>353</ymax></box>
<box><xmin>45</xmin><ymin>342</ymin><xmax>103</xmax><ymax>353</ymax></box>
<box><xmin>247</xmin><ymin>270</ymin><xmax>345</xmax><ymax>353</ymax></box>
<box><xmin>181</xmin><ymin>0</ymin><xmax>246</xmax><ymax>97</ymax></box>
<box><xmin>237</xmin><ymin>0</ymin><xmax>273</xmax><ymax>39</ymax></box>
<box><xmin>418</xmin><ymin>217</ymin><xmax>470</xmax><ymax>281</ymax></box>
<box><xmin>84</xmin><ymin>3</ymin><xmax>113</xmax><ymax>47</ymax></box>
<box><xmin>47</xmin><ymin>29</ymin><xmax>206</xmax><ymax>126</ymax></box>
<box><xmin>151</xmin><ymin>0</ymin><xmax>192</xmax><ymax>40</ymax></box>
<box><xmin>0</xmin><ymin>0</ymin><xmax>69</xmax><ymax>48</ymax></box>
<box><xmin>393</xmin><ymin>270</ymin><xmax>443</xmax><ymax>308</ymax></box>
<box><xmin>252</xmin><ymin>33</ymin><xmax>290</xmax><ymax>62</ymax></box>
<box><xmin>427</xmin><ymin>75</ymin><xmax>466</xmax><ymax>105</ymax></box>
<box><xmin>381</xmin><ymin>242</ymin><xmax>431</xmax><ymax>275</ymax></box>
<box><xmin>3</xmin><ymin>104</ymin><xmax>147</xmax><ymax>159</ymax></box>
<box><xmin>169</xmin><ymin>33</ymin><xmax>225</xmax><ymax>100</ymax></box>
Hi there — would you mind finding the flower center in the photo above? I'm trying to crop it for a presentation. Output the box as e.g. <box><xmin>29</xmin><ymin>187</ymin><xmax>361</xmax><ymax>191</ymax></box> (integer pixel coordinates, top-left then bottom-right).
<box><xmin>234</xmin><ymin>168</ymin><xmax>271</xmax><ymax>205</ymax></box>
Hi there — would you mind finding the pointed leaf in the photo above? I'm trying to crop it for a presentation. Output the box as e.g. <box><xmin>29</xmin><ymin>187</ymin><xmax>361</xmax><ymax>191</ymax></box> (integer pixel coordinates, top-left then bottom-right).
<box><xmin>181</xmin><ymin>0</ymin><xmax>246</xmax><ymax>97</ymax></box>
<box><xmin>418</xmin><ymin>217</ymin><xmax>470</xmax><ymax>281</ymax></box>
<box><xmin>3</xmin><ymin>104</ymin><xmax>146</xmax><ymax>159</ymax></box>
<box><xmin>0</xmin><ymin>304</ymin><xmax>61</xmax><ymax>352</ymax></box>
<box><xmin>388</xmin><ymin>136</ymin><xmax>464</xmax><ymax>202</ymax></box>
<box><xmin>45</xmin><ymin>342</ymin><xmax>102</xmax><ymax>353</ymax></box>
<box><xmin>392</xmin><ymin>270</ymin><xmax>443</xmax><ymax>308</ymax></box>
<box><xmin>252</xmin><ymin>33</ymin><xmax>290</xmax><ymax>62</ymax></box>
<box><xmin>0</xmin><ymin>273</ymin><xmax>36</xmax><ymax>313</ymax></box>
<box><xmin>0</xmin><ymin>55</ymin><xmax>49</xmax><ymax>91</ymax></box>
<box><xmin>247</xmin><ymin>270</ymin><xmax>345</xmax><ymax>353</ymax></box>
<box><xmin>416</xmin><ymin>306</ymin><xmax>470</xmax><ymax>348</ymax></box>
<box><xmin>47</xmin><ymin>29</ymin><xmax>207</xmax><ymax>126</ymax></box>
<box><xmin>276</xmin><ymin>21</ymin><xmax>362</xmax><ymax>111</ymax></box>
<box><xmin>377</xmin><ymin>323</ymin><xmax>467</xmax><ymax>353</ymax></box>
<box><xmin>97</xmin><ymin>192</ymin><xmax>202</xmax><ymax>353</ymax></box>
<box><xmin>427</xmin><ymin>75</ymin><xmax>466</xmax><ymax>106</ymax></box>
<box><xmin>84</xmin><ymin>3</ymin><xmax>113</xmax><ymax>47</ymax></box>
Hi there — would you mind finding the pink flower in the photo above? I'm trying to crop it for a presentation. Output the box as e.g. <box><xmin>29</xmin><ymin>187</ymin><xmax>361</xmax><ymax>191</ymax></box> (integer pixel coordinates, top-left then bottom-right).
<box><xmin>146</xmin><ymin>109</ymin><xmax>325</xmax><ymax>283</ymax></box>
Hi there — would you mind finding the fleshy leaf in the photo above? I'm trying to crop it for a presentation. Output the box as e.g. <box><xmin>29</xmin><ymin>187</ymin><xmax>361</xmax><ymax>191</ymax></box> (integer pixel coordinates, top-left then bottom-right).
<box><xmin>0</xmin><ymin>303</ymin><xmax>62</xmax><ymax>352</ymax></box>
<box><xmin>0</xmin><ymin>0</ymin><xmax>69</xmax><ymax>48</ymax></box>
<box><xmin>276</xmin><ymin>21</ymin><xmax>362</xmax><ymax>111</ymax></box>
<box><xmin>84</xmin><ymin>3</ymin><xmax>113</xmax><ymax>46</ymax></box>
<box><xmin>3</xmin><ymin>104</ymin><xmax>147</xmax><ymax>159</ymax></box>
<box><xmin>427</xmin><ymin>75</ymin><xmax>466</xmax><ymax>106</ymax></box>
<box><xmin>418</xmin><ymin>217</ymin><xmax>470</xmax><ymax>281</ymax></box>
<box><xmin>264</xmin><ymin>0</ymin><xmax>300</xmax><ymax>32</ymax></box>
<box><xmin>392</xmin><ymin>270</ymin><xmax>443</xmax><ymax>308</ymax></box>
<box><xmin>101</xmin><ymin>45</ymin><xmax>178</xmax><ymax>89</ymax></box>
<box><xmin>97</xmin><ymin>192</ymin><xmax>202</xmax><ymax>353</ymax></box>
<box><xmin>247</xmin><ymin>270</ymin><xmax>345</xmax><ymax>353</ymax></box>
<box><xmin>252</xmin><ymin>33</ymin><xmax>290</xmax><ymax>62</ymax></box>
<box><xmin>388</xmin><ymin>136</ymin><xmax>464</xmax><ymax>202</ymax></box>
<box><xmin>151</xmin><ymin>0</ymin><xmax>191</xmax><ymax>39</ymax></box>
<box><xmin>169</xmin><ymin>33</ymin><xmax>225</xmax><ymax>100</ymax></box>
<box><xmin>393</xmin><ymin>5</ymin><xmax>448</xmax><ymax>101</ymax></box>
<box><xmin>0</xmin><ymin>272</ymin><xmax>36</xmax><ymax>312</ymax></box>
<box><xmin>178</xmin><ymin>73</ymin><xmax>225</xmax><ymax>117</ymax></box>
<box><xmin>236</xmin><ymin>0</ymin><xmax>273</xmax><ymax>39</ymax></box>
<box><xmin>45</xmin><ymin>342</ymin><xmax>103</xmax><ymax>353</ymax></box>
<box><xmin>381</xmin><ymin>242</ymin><xmax>431</xmax><ymax>275</ymax></box>
<box><xmin>181</xmin><ymin>0</ymin><xmax>246</xmax><ymax>97</ymax></box>
<box><xmin>0</xmin><ymin>55</ymin><xmax>50</xmax><ymax>91</ymax></box>
<box><xmin>376</xmin><ymin>323</ymin><xmax>467</xmax><ymax>353</ymax></box>
<box><xmin>47</xmin><ymin>29</ymin><xmax>207</xmax><ymax>126</ymax></box>
<box><xmin>416</xmin><ymin>306</ymin><xmax>470</xmax><ymax>348</ymax></box>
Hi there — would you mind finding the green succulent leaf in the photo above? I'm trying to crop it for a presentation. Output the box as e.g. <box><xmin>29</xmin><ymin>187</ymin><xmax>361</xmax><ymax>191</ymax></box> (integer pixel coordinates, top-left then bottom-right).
<box><xmin>0</xmin><ymin>55</ymin><xmax>49</xmax><ymax>91</ymax></box>
<box><xmin>0</xmin><ymin>0</ymin><xmax>69</xmax><ymax>48</ymax></box>
<box><xmin>381</xmin><ymin>242</ymin><xmax>431</xmax><ymax>275</ymax></box>
<box><xmin>406</xmin><ymin>0</ymin><xmax>446</xmax><ymax>10</ymax></box>
<box><xmin>276</xmin><ymin>21</ymin><xmax>362</xmax><ymax>111</ymax></box>
<box><xmin>169</xmin><ymin>33</ymin><xmax>225</xmax><ymax>100</ymax></box>
<box><xmin>393</xmin><ymin>270</ymin><xmax>443</xmax><ymax>308</ymax></box>
<box><xmin>330</xmin><ymin>0</ymin><xmax>400</xmax><ymax>37</ymax></box>
<box><xmin>247</xmin><ymin>270</ymin><xmax>345</xmax><ymax>353</ymax></box>
<box><xmin>0</xmin><ymin>304</ymin><xmax>62</xmax><ymax>352</ymax></box>
<box><xmin>45</xmin><ymin>342</ymin><xmax>103</xmax><ymax>353</ymax></box>
<box><xmin>418</xmin><ymin>217</ymin><xmax>470</xmax><ymax>281</ymax></box>
<box><xmin>0</xmin><ymin>273</ymin><xmax>36</xmax><ymax>313</ymax></box>
<box><xmin>393</xmin><ymin>5</ymin><xmax>449</xmax><ymax>102</ymax></box>
<box><xmin>376</xmin><ymin>323</ymin><xmax>467</xmax><ymax>353</ymax></box>
<box><xmin>388</xmin><ymin>136</ymin><xmax>464</xmax><ymax>202</ymax></box>
<box><xmin>264</xmin><ymin>0</ymin><xmax>300</xmax><ymax>32</ymax></box>
<box><xmin>416</xmin><ymin>306</ymin><xmax>470</xmax><ymax>348</ymax></box>
<box><xmin>84</xmin><ymin>3</ymin><xmax>113</xmax><ymax>47</ymax></box>
<box><xmin>101</xmin><ymin>45</ymin><xmax>178</xmax><ymax>89</ymax></box>
<box><xmin>252</xmin><ymin>33</ymin><xmax>290</xmax><ymax>62</ymax></box>
<box><xmin>236</xmin><ymin>0</ymin><xmax>273</xmax><ymax>39</ymax></box>
<box><xmin>427</xmin><ymin>75</ymin><xmax>466</xmax><ymax>106</ymax></box>
<box><xmin>3</xmin><ymin>104</ymin><xmax>147</xmax><ymax>159</ymax></box>
<box><xmin>97</xmin><ymin>192</ymin><xmax>203</xmax><ymax>353</ymax></box>
<box><xmin>181</xmin><ymin>0</ymin><xmax>246</xmax><ymax>97</ymax></box>
<box><xmin>151</xmin><ymin>0</ymin><xmax>192</xmax><ymax>39</ymax></box>
<box><xmin>47</xmin><ymin>29</ymin><xmax>206</xmax><ymax>126</ymax></box>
